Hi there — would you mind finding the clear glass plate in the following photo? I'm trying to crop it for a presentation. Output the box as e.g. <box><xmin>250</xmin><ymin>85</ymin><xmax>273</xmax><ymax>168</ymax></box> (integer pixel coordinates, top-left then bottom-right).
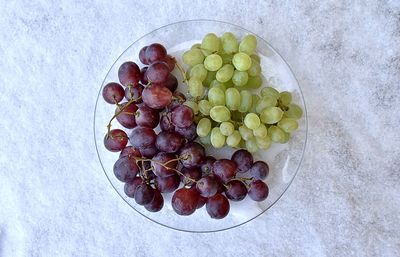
<box><xmin>94</xmin><ymin>19</ymin><xmax>307</xmax><ymax>232</ymax></box>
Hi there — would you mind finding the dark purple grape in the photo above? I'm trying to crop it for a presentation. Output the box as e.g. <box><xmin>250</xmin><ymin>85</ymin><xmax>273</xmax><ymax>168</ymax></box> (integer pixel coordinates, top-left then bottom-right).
<box><xmin>197</xmin><ymin>195</ymin><xmax>207</xmax><ymax>209</ymax></box>
<box><xmin>155</xmin><ymin>174</ymin><xmax>180</xmax><ymax>193</ymax></box>
<box><xmin>153</xmin><ymin>73</ymin><xmax>178</xmax><ymax>92</ymax></box>
<box><xmin>139</xmin><ymin>145</ymin><xmax>159</xmax><ymax>158</ymax></box>
<box><xmin>139</xmin><ymin>46</ymin><xmax>149</xmax><ymax>65</ymax></box>
<box><xmin>102</xmin><ymin>82</ymin><xmax>125</xmax><ymax>104</ymax></box>
<box><xmin>145</xmin><ymin>61</ymin><xmax>169</xmax><ymax>83</ymax></box>
<box><xmin>124</xmin><ymin>84</ymin><xmax>144</xmax><ymax>103</ymax></box>
<box><xmin>144</xmin><ymin>189</ymin><xmax>164</xmax><ymax>212</ymax></box>
<box><xmin>174</xmin><ymin>123</ymin><xmax>197</xmax><ymax>141</ymax></box>
<box><xmin>160</xmin><ymin>112</ymin><xmax>175</xmax><ymax>132</ymax></box>
<box><xmin>171</xmin><ymin>105</ymin><xmax>194</xmax><ymax>128</ymax></box>
<box><xmin>168</xmin><ymin>91</ymin><xmax>186</xmax><ymax>110</ymax></box>
<box><xmin>156</xmin><ymin>131</ymin><xmax>183</xmax><ymax>153</ymax></box>
<box><xmin>196</xmin><ymin>176</ymin><xmax>218</xmax><ymax>197</ymax></box>
<box><xmin>171</xmin><ymin>188</ymin><xmax>199</xmax><ymax>216</ymax></box>
<box><xmin>212</xmin><ymin>159</ymin><xmax>237</xmax><ymax>183</ymax></box>
<box><xmin>225</xmin><ymin>180</ymin><xmax>247</xmax><ymax>201</ymax></box>
<box><xmin>231</xmin><ymin>149</ymin><xmax>253</xmax><ymax>173</ymax></box>
<box><xmin>151</xmin><ymin>152</ymin><xmax>178</xmax><ymax>178</ymax></box>
<box><xmin>129</xmin><ymin>126</ymin><xmax>156</xmax><ymax>149</ymax></box>
<box><xmin>142</xmin><ymin>84</ymin><xmax>172</xmax><ymax>109</ymax></box>
<box><xmin>179</xmin><ymin>142</ymin><xmax>205</xmax><ymax>168</ymax></box>
<box><xmin>248</xmin><ymin>180</ymin><xmax>269</xmax><ymax>201</ymax></box>
<box><xmin>113</xmin><ymin>156</ymin><xmax>139</xmax><ymax>182</ymax></box>
<box><xmin>118</xmin><ymin>61</ymin><xmax>140</xmax><ymax>87</ymax></box>
<box><xmin>145</xmin><ymin>43</ymin><xmax>167</xmax><ymax>63</ymax></box>
<box><xmin>162</xmin><ymin>55</ymin><xmax>176</xmax><ymax>72</ymax></box>
<box><xmin>135</xmin><ymin>105</ymin><xmax>159</xmax><ymax>128</ymax></box>
<box><xmin>115</xmin><ymin>102</ymin><xmax>138</xmax><ymax>129</ymax></box>
<box><xmin>206</xmin><ymin>193</ymin><xmax>230</xmax><ymax>219</ymax></box>
<box><xmin>140</xmin><ymin>67</ymin><xmax>149</xmax><ymax>85</ymax></box>
<box><xmin>124</xmin><ymin>177</ymin><xmax>144</xmax><ymax>197</ymax></box>
<box><xmin>200</xmin><ymin>156</ymin><xmax>216</xmax><ymax>176</ymax></box>
<box><xmin>104</xmin><ymin>129</ymin><xmax>128</xmax><ymax>152</ymax></box>
<box><xmin>249</xmin><ymin>161</ymin><xmax>269</xmax><ymax>180</ymax></box>
<box><xmin>180</xmin><ymin>167</ymin><xmax>202</xmax><ymax>186</ymax></box>
<box><xmin>120</xmin><ymin>146</ymin><xmax>141</xmax><ymax>159</ymax></box>
<box><xmin>144</xmin><ymin>169</ymin><xmax>156</xmax><ymax>180</ymax></box>
<box><xmin>134</xmin><ymin>184</ymin><xmax>155</xmax><ymax>205</ymax></box>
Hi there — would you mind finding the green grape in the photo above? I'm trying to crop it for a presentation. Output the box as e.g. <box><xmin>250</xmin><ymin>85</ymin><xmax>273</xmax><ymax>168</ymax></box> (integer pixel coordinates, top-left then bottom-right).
<box><xmin>253</xmin><ymin>123</ymin><xmax>268</xmax><ymax>138</ymax></box>
<box><xmin>239</xmin><ymin>125</ymin><xmax>253</xmax><ymax>140</ymax></box>
<box><xmin>261</xmin><ymin>87</ymin><xmax>280</xmax><ymax>98</ymax></box>
<box><xmin>256</xmin><ymin>135</ymin><xmax>272</xmax><ymax>149</ymax></box>
<box><xmin>220</xmin><ymin>53</ymin><xmax>233</xmax><ymax>64</ymax></box>
<box><xmin>198</xmin><ymin>100</ymin><xmax>212</xmax><ymax>115</ymax></box>
<box><xmin>225</xmin><ymin>88</ymin><xmax>241</xmax><ymax>111</ymax></box>
<box><xmin>208</xmin><ymin>87</ymin><xmax>225</xmax><ymax>106</ymax></box>
<box><xmin>250</xmin><ymin>94</ymin><xmax>260</xmax><ymax>113</ymax></box>
<box><xmin>184</xmin><ymin>100</ymin><xmax>199</xmax><ymax>114</ymax></box>
<box><xmin>260</xmin><ymin>107</ymin><xmax>284</xmax><ymax>124</ymax></box>
<box><xmin>221</xmin><ymin>32</ymin><xmax>239</xmax><ymax>53</ymax></box>
<box><xmin>280</xmin><ymin>131</ymin><xmax>290</xmax><ymax>143</ymax></box>
<box><xmin>216</xmin><ymin>64</ymin><xmax>234</xmax><ymax>83</ymax></box>
<box><xmin>245</xmin><ymin>137</ymin><xmax>259</xmax><ymax>153</ymax></box>
<box><xmin>250</xmin><ymin>54</ymin><xmax>260</xmax><ymax>63</ymax></box>
<box><xmin>210</xmin><ymin>80</ymin><xmax>226</xmax><ymax>91</ymax></box>
<box><xmin>279</xmin><ymin>91</ymin><xmax>292</xmax><ymax>106</ymax></box>
<box><xmin>204</xmin><ymin>54</ymin><xmax>223</xmax><ymax>71</ymax></box>
<box><xmin>189</xmin><ymin>64</ymin><xmax>208</xmax><ymax>81</ymax></box>
<box><xmin>256</xmin><ymin>95</ymin><xmax>277</xmax><ymax>114</ymax></box>
<box><xmin>232</xmin><ymin>70</ymin><xmax>249</xmax><ymax>87</ymax></box>
<box><xmin>201</xmin><ymin>33</ymin><xmax>221</xmax><ymax>55</ymax></box>
<box><xmin>243</xmin><ymin>75</ymin><xmax>262</xmax><ymax>89</ymax></box>
<box><xmin>231</xmin><ymin>111</ymin><xmax>243</xmax><ymax>122</ymax></box>
<box><xmin>199</xmin><ymin>134</ymin><xmax>211</xmax><ymax>145</ymax></box>
<box><xmin>188</xmin><ymin>77</ymin><xmax>204</xmax><ymax>97</ymax></box>
<box><xmin>244</xmin><ymin>113</ymin><xmax>260</xmax><ymax>130</ymax></box>
<box><xmin>268</xmin><ymin>125</ymin><xmax>286</xmax><ymax>143</ymax></box>
<box><xmin>225</xmin><ymin>80</ymin><xmax>234</xmax><ymax>88</ymax></box>
<box><xmin>232</xmin><ymin>52</ymin><xmax>252</xmax><ymax>71</ymax></box>
<box><xmin>278</xmin><ymin>118</ymin><xmax>298</xmax><ymax>133</ymax></box>
<box><xmin>193</xmin><ymin>114</ymin><xmax>203</xmax><ymax>124</ymax></box>
<box><xmin>203</xmin><ymin>70</ymin><xmax>216</xmax><ymax>87</ymax></box>
<box><xmin>239</xmin><ymin>35</ymin><xmax>257</xmax><ymax>55</ymax></box>
<box><xmin>197</xmin><ymin>118</ymin><xmax>212</xmax><ymax>137</ymax></box>
<box><xmin>183</xmin><ymin>49</ymin><xmax>204</xmax><ymax>67</ymax></box>
<box><xmin>191</xmin><ymin>43</ymin><xmax>201</xmax><ymax>49</ymax></box>
<box><xmin>185</xmin><ymin>67</ymin><xmax>192</xmax><ymax>80</ymax></box>
<box><xmin>210</xmin><ymin>127</ymin><xmax>225</xmax><ymax>148</ymax></box>
<box><xmin>220</xmin><ymin>121</ymin><xmax>235</xmax><ymax>136</ymax></box>
<box><xmin>238</xmin><ymin>90</ymin><xmax>253</xmax><ymax>113</ymax></box>
<box><xmin>285</xmin><ymin>104</ymin><xmax>303</xmax><ymax>119</ymax></box>
<box><xmin>226</xmin><ymin>130</ymin><xmax>241</xmax><ymax>147</ymax></box>
<box><xmin>248</xmin><ymin>60</ymin><xmax>261</xmax><ymax>77</ymax></box>
<box><xmin>210</xmin><ymin>106</ymin><xmax>231</xmax><ymax>122</ymax></box>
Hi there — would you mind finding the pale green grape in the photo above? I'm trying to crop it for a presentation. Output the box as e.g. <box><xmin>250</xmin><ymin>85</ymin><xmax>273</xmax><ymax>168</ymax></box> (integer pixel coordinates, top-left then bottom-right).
<box><xmin>199</xmin><ymin>134</ymin><xmax>211</xmax><ymax>145</ymax></box>
<box><xmin>231</xmin><ymin>111</ymin><xmax>243</xmax><ymax>122</ymax></box>
<box><xmin>183</xmin><ymin>49</ymin><xmax>204</xmax><ymax>67</ymax></box>
<box><xmin>189</xmin><ymin>64</ymin><xmax>208</xmax><ymax>81</ymax></box>
<box><xmin>268</xmin><ymin>125</ymin><xmax>286</xmax><ymax>143</ymax></box>
<box><xmin>256</xmin><ymin>135</ymin><xmax>272</xmax><ymax>149</ymax></box>
<box><xmin>210</xmin><ymin>80</ymin><xmax>226</xmax><ymax>91</ymax></box>
<box><xmin>261</xmin><ymin>87</ymin><xmax>279</xmax><ymax>98</ymax></box>
<box><xmin>232</xmin><ymin>70</ymin><xmax>249</xmax><ymax>87</ymax></box>
<box><xmin>244</xmin><ymin>113</ymin><xmax>260</xmax><ymax>130</ymax></box>
<box><xmin>232</xmin><ymin>52</ymin><xmax>252</xmax><ymax>71</ymax></box>
<box><xmin>278</xmin><ymin>118</ymin><xmax>298</xmax><ymax>133</ymax></box>
<box><xmin>280</xmin><ymin>132</ymin><xmax>290</xmax><ymax>143</ymax></box>
<box><xmin>226</xmin><ymin>130</ymin><xmax>241</xmax><ymax>147</ymax></box>
<box><xmin>284</xmin><ymin>104</ymin><xmax>303</xmax><ymax>119</ymax></box>
<box><xmin>250</xmin><ymin>94</ymin><xmax>260</xmax><ymax>113</ymax></box>
<box><xmin>239</xmin><ymin>125</ymin><xmax>253</xmax><ymax>140</ymax></box>
<box><xmin>197</xmin><ymin>118</ymin><xmax>212</xmax><ymax>137</ymax></box>
<box><xmin>204</xmin><ymin>54</ymin><xmax>223</xmax><ymax>71</ymax></box>
<box><xmin>243</xmin><ymin>75</ymin><xmax>262</xmax><ymax>89</ymax></box>
<box><xmin>191</xmin><ymin>43</ymin><xmax>201</xmax><ymax>49</ymax></box>
<box><xmin>207</xmin><ymin>87</ymin><xmax>225</xmax><ymax>106</ymax></box>
<box><xmin>201</xmin><ymin>33</ymin><xmax>221</xmax><ymax>55</ymax></box>
<box><xmin>260</xmin><ymin>107</ymin><xmax>284</xmax><ymax>124</ymax></box>
<box><xmin>210</xmin><ymin>106</ymin><xmax>231</xmax><ymax>122</ymax></box>
<box><xmin>221</xmin><ymin>32</ymin><xmax>238</xmax><ymax>53</ymax></box>
<box><xmin>225</xmin><ymin>88</ymin><xmax>241</xmax><ymax>111</ymax></box>
<box><xmin>238</xmin><ymin>90</ymin><xmax>253</xmax><ymax>113</ymax></box>
<box><xmin>216</xmin><ymin>64</ymin><xmax>234</xmax><ymax>83</ymax></box>
<box><xmin>185</xmin><ymin>67</ymin><xmax>192</xmax><ymax>79</ymax></box>
<box><xmin>239</xmin><ymin>35</ymin><xmax>257</xmax><ymax>55</ymax></box>
<box><xmin>188</xmin><ymin>77</ymin><xmax>204</xmax><ymax>97</ymax></box>
<box><xmin>203</xmin><ymin>71</ymin><xmax>216</xmax><ymax>87</ymax></box>
<box><xmin>248</xmin><ymin>60</ymin><xmax>261</xmax><ymax>77</ymax></box>
<box><xmin>220</xmin><ymin>53</ymin><xmax>233</xmax><ymax>64</ymax></box>
<box><xmin>224</xmin><ymin>79</ymin><xmax>234</xmax><ymax>88</ymax></box>
<box><xmin>210</xmin><ymin>127</ymin><xmax>225</xmax><ymax>148</ymax></box>
<box><xmin>253</xmin><ymin>123</ymin><xmax>268</xmax><ymax>138</ymax></box>
<box><xmin>245</xmin><ymin>137</ymin><xmax>259</xmax><ymax>153</ymax></box>
<box><xmin>220</xmin><ymin>122</ymin><xmax>235</xmax><ymax>136</ymax></box>
<box><xmin>184</xmin><ymin>100</ymin><xmax>199</xmax><ymax>114</ymax></box>
<box><xmin>250</xmin><ymin>54</ymin><xmax>260</xmax><ymax>63</ymax></box>
<box><xmin>198</xmin><ymin>100</ymin><xmax>212</xmax><ymax>115</ymax></box>
<box><xmin>256</xmin><ymin>95</ymin><xmax>277</xmax><ymax>114</ymax></box>
<box><xmin>279</xmin><ymin>91</ymin><xmax>292</xmax><ymax>106</ymax></box>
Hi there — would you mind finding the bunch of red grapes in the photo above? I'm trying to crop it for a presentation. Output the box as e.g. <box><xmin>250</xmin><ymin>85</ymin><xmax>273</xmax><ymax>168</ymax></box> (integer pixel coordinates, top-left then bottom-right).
<box><xmin>102</xmin><ymin>43</ymin><xmax>269</xmax><ymax>219</ymax></box>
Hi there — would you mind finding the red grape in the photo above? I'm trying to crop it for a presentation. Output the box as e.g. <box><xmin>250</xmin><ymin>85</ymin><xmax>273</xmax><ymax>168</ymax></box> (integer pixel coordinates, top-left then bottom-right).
<box><xmin>144</xmin><ymin>169</ymin><xmax>156</xmax><ymax>181</ymax></box>
<box><xmin>140</xmin><ymin>67</ymin><xmax>149</xmax><ymax>85</ymax></box>
<box><xmin>206</xmin><ymin>194</ymin><xmax>230</xmax><ymax>219</ymax></box>
<box><xmin>153</xmin><ymin>73</ymin><xmax>178</xmax><ymax>92</ymax></box>
<box><xmin>249</xmin><ymin>161</ymin><xmax>269</xmax><ymax>180</ymax></box>
<box><xmin>145</xmin><ymin>61</ymin><xmax>169</xmax><ymax>83</ymax></box>
<box><xmin>197</xmin><ymin>195</ymin><xmax>207</xmax><ymax>209</ymax></box>
<box><xmin>196</xmin><ymin>176</ymin><xmax>218</xmax><ymax>197</ymax></box>
<box><xmin>124</xmin><ymin>84</ymin><xmax>144</xmax><ymax>103</ymax></box>
<box><xmin>200</xmin><ymin>156</ymin><xmax>216</xmax><ymax>176</ymax></box>
<box><xmin>124</xmin><ymin>177</ymin><xmax>144</xmax><ymax>197</ymax></box>
<box><xmin>103</xmin><ymin>82</ymin><xmax>125</xmax><ymax>104</ymax></box>
<box><xmin>113</xmin><ymin>156</ymin><xmax>139</xmax><ymax>182</ymax></box>
<box><xmin>120</xmin><ymin>146</ymin><xmax>141</xmax><ymax>159</ymax></box>
<box><xmin>139</xmin><ymin>46</ymin><xmax>149</xmax><ymax>65</ymax></box>
<box><xmin>135</xmin><ymin>105</ymin><xmax>159</xmax><ymax>128</ymax></box>
<box><xmin>118</xmin><ymin>61</ymin><xmax>140</xmax><ymax>87</ymax></box>
<box><xmin>168</xmin><ymin>91</ymin><xmax>186</xmax><ymax>110</ymax></box>
<box><xmin>212</xmin><ymin>159</ymin><xmax>237</xmax><ymax>183</ymax></box>
<box><xmin>171</xmin><ymin>105</ymin><xmax>194</xmax><ymax>128</ymax></box>
<box><xmin>142</xmin><ymin>84</ymin><xmax>172</xmax><ymax>109</ymax></box>
<box><xmin>129</xmin><ymin>126</ymin><xmax>156</xmax><ymax>148</ymax></box>
<box><xmin>179</xmin><ymin>142</ymin><xmax>205</xmax><ymax>168</ymax></box>
<box><xmin>151</xmin><ymin>152</ymin><xmax>178</xmax><ymax>178</ymax></box>
<box><xmin>171</xmin><ymin>188</ymin><xmax>199</xmax><ymax>216</ymax></box>
<box><xmin>134</xmin><ymin>184</ymin><xmax>155</xmax><ymax>205</ymax></box>
<box><xmin>248</xmin><ymin>180</ymin><xmax>269</xmax><ymax>201</ymax></box>
<box><xmin>156</xmin><ymin>131</ymin><xmax>183</xmax><ymax>153</ymax></box>
<box><xmin>160</xmin><ymin>112</ymin><xmax>175</xmax><ymax>132</ymax></box>
<box><xmin>144</xmin><ymin>189</ymin><xmax>164</xmax><ymax>212</ymax></box>
<box><xmin>162</xmin><ymin>55</ymin><xmax>176</xmax><ymax>72</ymax></box>
<box><xmin>155</xmin><ymin>174</ymin><xmax>180</xmax><ymax>193</ymax></box>
<box><xmin>174</xmin><ymin>123</ymin><xmax>197</xmax><ymax>142</ymax></box>
<box><xmin>180</xmin><ymin>167</ymin><xmax>202</xmax><ymax>186</ymax></box>
<box><xmin>104</xmin><ymin>129</ymin><xmax>128</xmax><ymax>152</ymax></box>
<box><xmin>139</xmin><ymin>145</ymin><xmax>159</xmax><ymax>158</ymax></box>
<box><xmin>145</xmin><ymin>43</ymin><xmax>167</xmax><ymax>63</ymax></box>
<box><xmin>115</xmin><ymin>102</ymin><xmax>138</xmax><ymax>129</ymax></box>
<box><xmin>225</xmin><ymin>180</ymin><xmax>247</xmax><ymax>201</ymax></box>
<box><xmin>231</xmin><ymin>149</ymin><xmax>253</xmax><ymax>173</ymax></box>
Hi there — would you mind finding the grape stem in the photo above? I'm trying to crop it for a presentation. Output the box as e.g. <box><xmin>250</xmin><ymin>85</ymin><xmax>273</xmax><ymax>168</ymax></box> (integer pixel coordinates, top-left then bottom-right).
<box><xmin>106</xmin><ymin>96</ymin><xmax>141</xmax><ymax>135</ymax></box>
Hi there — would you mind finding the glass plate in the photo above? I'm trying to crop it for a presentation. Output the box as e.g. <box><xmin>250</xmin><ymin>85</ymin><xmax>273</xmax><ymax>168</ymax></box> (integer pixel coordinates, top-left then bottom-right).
<box><xmin>94</xmin><ymin>19</ymin><xmax>307</xmax><ymax>232</ymax></box>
